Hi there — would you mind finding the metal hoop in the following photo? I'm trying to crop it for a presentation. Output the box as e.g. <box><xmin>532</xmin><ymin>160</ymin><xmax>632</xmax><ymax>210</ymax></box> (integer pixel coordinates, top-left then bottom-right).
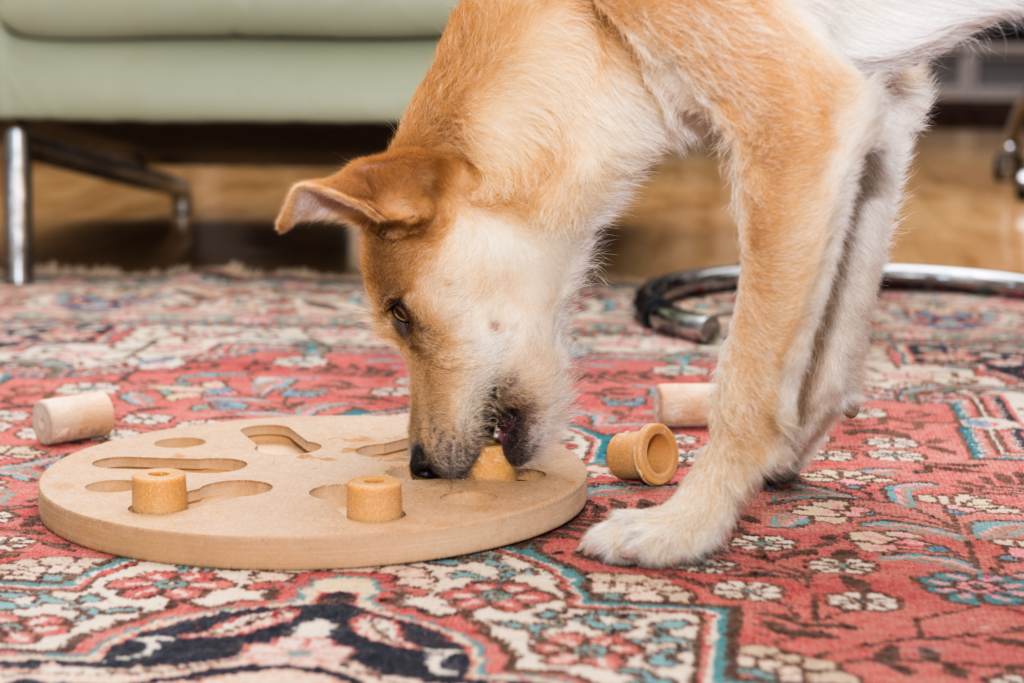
<box><xmin>636</xmin><ymin>263</ymin><xmax>1024</xmax><ymax>342</ymax></box>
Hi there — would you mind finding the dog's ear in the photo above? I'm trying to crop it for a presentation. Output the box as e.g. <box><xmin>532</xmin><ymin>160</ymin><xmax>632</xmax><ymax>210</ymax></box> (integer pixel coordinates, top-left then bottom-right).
<box><xmin>275</xmin><ymin>148</ymin><xmax>455</xmax><ymax>235</ymax></box>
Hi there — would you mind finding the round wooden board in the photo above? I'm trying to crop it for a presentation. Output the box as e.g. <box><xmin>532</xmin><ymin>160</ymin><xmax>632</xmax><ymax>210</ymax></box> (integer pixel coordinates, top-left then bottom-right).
<box><xmin>38</xmin><ymin>414</ymin><xmax>588</xmax><ymax>570</ymax></box>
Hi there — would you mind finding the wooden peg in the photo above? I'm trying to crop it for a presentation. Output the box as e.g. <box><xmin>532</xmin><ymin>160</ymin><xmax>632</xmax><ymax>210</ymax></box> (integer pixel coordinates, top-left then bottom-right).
<box><xmin>33</xmin><ymin>391</ymin><xmax>115</xmax><ymax>446</ymax></box>
<box><xmin>607</xmin><ymin>423</ymin><xmax>678</xmax><ymax>485</ymax></box>
<box><xmin>468</xmin><ymin>443</ymin><xmax>517</xmax><ymax>481</ymax></box>
<box><xmin>132</xmin><ymin>468</ymin><xmax>188</xmax><ymax>515</ymax></box>
<box><xmin>653</xmin><ymin>383</ymin><xmax>711</xmax><ymax>428</ymax></box>
<box><xmin>346</xmin><ymin>475</ymin><xmax>403</xmax><ymax>523</ymax></box>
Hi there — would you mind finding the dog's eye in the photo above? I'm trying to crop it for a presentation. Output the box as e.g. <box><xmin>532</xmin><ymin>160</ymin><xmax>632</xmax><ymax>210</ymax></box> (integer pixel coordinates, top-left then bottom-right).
<box><xmin>391</xmin><ymin>303</ymin><xmax>410</xmax><ymax>326</ymax></box>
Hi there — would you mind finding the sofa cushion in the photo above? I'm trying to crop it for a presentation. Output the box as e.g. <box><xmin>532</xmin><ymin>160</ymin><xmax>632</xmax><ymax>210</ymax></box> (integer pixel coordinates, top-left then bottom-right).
<box><xmin>0</xmin><ymin>31</ymin><xmax>437</xmax><ymax>122</ymax></box>
<box><xmin>0</xmin><ymin>0</ymin><xmax>454</xmax><ymax>40</ymax></box>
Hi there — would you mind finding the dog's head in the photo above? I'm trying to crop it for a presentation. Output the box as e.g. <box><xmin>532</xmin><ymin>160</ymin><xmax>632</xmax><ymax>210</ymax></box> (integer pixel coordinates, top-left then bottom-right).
<box><xmin>276</xmin><ymin>146</ymin><xmax>578</xmax><ymax>478</ymax></box>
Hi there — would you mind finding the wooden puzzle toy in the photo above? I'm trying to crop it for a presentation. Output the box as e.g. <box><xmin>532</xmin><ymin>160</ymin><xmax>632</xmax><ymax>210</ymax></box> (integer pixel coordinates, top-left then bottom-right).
<box><xmin>33</xmin><ymin>391</ymin><xmax>114</xmax><ymax>445</ymax></box>
<box><xmin>606</xmin><ymin>422</ymin><xmax>679</xmax><ymax>485</ymax></box>
<box><xmin>37</xmin><ymin>414</ymin><xmax>587</xmax><ymax>570</ymax></box>
<box><xmin>653</xmin><ymin>382</ymin><xmax>711</xmax><ymax>428</ymax></box>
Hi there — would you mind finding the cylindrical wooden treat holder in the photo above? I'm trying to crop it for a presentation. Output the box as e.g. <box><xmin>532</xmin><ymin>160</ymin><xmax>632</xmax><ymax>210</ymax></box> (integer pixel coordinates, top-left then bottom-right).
<box><xmin>607</xmin><ymin>423</ymin><xmax>679</xmax><ymax>485</ymax></box>
<box><xmin>33</xmin><ymin>391</ymin><xmax>115</xmax><ymax>446</ymax></box>
<box><xmin>132</xmin><ymin>468</ymin><xmax>188</xmax><ymax>515</ymax></box>
<box><xmin>468</xmin><ymin>443</ymin><xmax>517</xmax><ymax>481</ymax></box>
<box><xmin>653</xmin><ymin>383</ymin><xmax>712</xmax><ymax>428</ymax></box>
<box><xmin>346</xmin><ymin>475</ymin><xmax>403</xmax><ymax>523</ymax></box>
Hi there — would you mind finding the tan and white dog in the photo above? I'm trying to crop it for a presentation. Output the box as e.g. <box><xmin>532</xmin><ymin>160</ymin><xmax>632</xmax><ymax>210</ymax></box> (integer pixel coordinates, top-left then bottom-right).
<box><xmin>276</xmin><ymin>0</ymin><xmax>1024</xmax><ymax>568</ymax></box>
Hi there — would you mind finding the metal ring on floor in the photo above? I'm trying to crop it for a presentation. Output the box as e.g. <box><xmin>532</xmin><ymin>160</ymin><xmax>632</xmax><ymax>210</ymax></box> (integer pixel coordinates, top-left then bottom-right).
<box><xmin>636</xmin><ymin>263</ymin><xmax>1024</xmax><ymax>342</ymax></box>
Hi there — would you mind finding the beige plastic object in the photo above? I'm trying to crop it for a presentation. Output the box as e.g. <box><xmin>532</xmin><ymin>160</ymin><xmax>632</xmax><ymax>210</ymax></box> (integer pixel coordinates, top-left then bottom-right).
<box><xmin>468</xmin><ymin>443</ymin><xmax>517</xmax><ymax>481</ymax></box>
<box><xmin>607</xmin><ymin>423</ymin><xmax>679</xmax><ymax>485</ymax></box>
<box><xmin>346</xmin><ymin>475</ymin><xmax>403</xmax><ymax>522</ymax></box>
<box><xmin>33</xmin><ymin>392</ymin><xmax>115</xmax><ymax>446</ymax></box>
<box><xmin>36</xmin><ymin>414</ymin><xmax>587</xmax><ymax>570</ymax></box>
<box><xmin>132</xmin><ymin>468</ymin><xmax>188</xmax><ymax>515</ymax></box>
<box><xmin>653</xmin><ymin>383</ymin><xmax>712</xmax><ymax>428</ymax></box>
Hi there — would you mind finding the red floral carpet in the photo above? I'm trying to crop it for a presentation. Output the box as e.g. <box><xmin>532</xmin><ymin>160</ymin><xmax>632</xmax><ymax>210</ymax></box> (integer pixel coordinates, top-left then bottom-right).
<box><xmin>1</xmin><ymin>266</ymin><xmax>1024</xmax><ymax>682</ymax></box>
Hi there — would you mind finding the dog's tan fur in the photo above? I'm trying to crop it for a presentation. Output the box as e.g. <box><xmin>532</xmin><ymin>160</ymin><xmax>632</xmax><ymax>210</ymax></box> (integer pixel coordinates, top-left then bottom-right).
<box><xmin>277</xmin><ymin>0</ymin><xmax>1024</xmax><ymax>567</ymax></box>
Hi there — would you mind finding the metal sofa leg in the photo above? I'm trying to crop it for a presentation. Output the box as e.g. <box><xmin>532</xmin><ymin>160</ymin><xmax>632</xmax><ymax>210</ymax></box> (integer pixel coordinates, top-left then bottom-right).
<box><xmin>173</xmin><ymin>194</ymin><xmax>191</xmax><ymax>235</ymax></box>
<box><xmin>994</xmin><ymin>91</ymin><xmax>1024</xmax><ymax>196</ymax></box>
<box><xmin>30</xmin><ymin>134</ymin><xmax>193</xmax><ymax>237</ymax></box>
<box><xmin>345</xmin><ymin>229</ymin><xmax>361</xmax><ymax>274</ymax></box>
<box><xmin>4</xmin><ymin>126</ymin><xmax>32</xmax><ymax>285</ymax></box>
<box><xmin>3</xmin><ymin>126</ymin><xmax>193</xmax><ymax>285</ymax></box>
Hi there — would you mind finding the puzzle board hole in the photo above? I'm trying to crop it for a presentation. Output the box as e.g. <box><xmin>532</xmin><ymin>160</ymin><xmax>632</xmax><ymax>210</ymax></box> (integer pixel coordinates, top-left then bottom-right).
<box><xmin>385</xmin><ymin>465</ymin><xmax>412</xmax><ymax>480</ymax></box>
<box><xmin>355</xmin><ymin>438</ymin><xmax>409</xmax><ymax>457</ymax></box>
<box><xmin>93</xmin><ymin>457</ymin><xmax>246</xmax><ymax>473</ymax></box>
<box><xmin>309</xmin><ymin>483</ymin><xmax>346</xmax><ymax>508</ymax></box>
<box><xmin>154</xmin><ymin>438</ymin><xmax>205</xmax><ymax>449</ymax></box>
<box><xmin>242</xmin><ymin>425</ymin><xmax>321</xmax><ymax>456</ymax></box>
<box><xmin>187</xmin><ymin>480</ymin><xmax>272</xmax><ymax>509</ymax></box>
<box><xmin>86</xmin><ymin>480</ymin><xmax>133</xmax><ymax>493</ymax></box>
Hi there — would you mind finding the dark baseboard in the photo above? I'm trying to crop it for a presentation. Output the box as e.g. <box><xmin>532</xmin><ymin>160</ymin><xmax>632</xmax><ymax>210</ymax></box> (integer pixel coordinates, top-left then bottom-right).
<box><xmin>931</xmin><ymin>103</ymin><xmax>1011</xmax><ymax>128</ymax></box>
<box><xmin>11</xmin><ymin>121</ymin><xmax>396</xmax><ymax>165</ymax></box>
<box><xmin>25</xmin><ymin>219</ymin><xmax>349</xmax><ymax>273</ymax></box>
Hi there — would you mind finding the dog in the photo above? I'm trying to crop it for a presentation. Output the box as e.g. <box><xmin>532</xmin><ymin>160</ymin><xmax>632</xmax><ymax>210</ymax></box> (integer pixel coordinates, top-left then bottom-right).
<box><xmin>275</xmin><ymin>0</ymin><xmax>1024</xmax><ymax>568</ymax></box>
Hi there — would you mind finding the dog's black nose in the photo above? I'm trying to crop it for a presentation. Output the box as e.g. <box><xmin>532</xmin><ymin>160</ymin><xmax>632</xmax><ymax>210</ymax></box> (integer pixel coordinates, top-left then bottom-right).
<box><xmin>410</xmin><ymin>443</ymin><xmax>440</xmax><ymax>478</ymax></box>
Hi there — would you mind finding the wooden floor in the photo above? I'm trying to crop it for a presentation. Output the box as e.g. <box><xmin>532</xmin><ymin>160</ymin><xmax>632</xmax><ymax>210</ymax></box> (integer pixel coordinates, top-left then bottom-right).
<box><xmin>608</xmin><ymin>127</ymin><xmax>1024</xmax><ymax>279</ymax></box>
<box><xmin>8</xmin><ymin>127</ymin><xmax>1023</xmax><ymax>280</ymax></box>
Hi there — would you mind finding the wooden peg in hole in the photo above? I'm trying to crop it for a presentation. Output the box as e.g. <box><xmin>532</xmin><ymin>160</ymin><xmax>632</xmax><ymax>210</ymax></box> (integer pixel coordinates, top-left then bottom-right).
<box><xmin>132</xmin><ymin>468</ymin><xmax>188</xmax><ymax>515</ymax></box>
<box><xmin>653</xmin><ymin>383</ymin><xmax>711</xmax><ymax>428</ymax></box>
<box><xmin>346</xmin><ymin>475</ymin><xmax>403</xmax><ymax>523</ymax></box>
<box><xmin>33</xmin><ymin>391</ymin><xmax>115</xmax><ymax>446</ymax></box>
<box><xmin>468</xmin><ymin>443</ymin><xmax>517</xmax><ymax>481</ymax></box>
<box><xmin>607</xmin><ymin>423</ymin><xmax>678</xmax><ymax>485</ymax></box>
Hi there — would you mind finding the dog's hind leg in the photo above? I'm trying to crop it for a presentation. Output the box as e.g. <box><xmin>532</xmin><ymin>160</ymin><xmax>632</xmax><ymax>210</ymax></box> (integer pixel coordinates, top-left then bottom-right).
<box><xmin>580</xmin><ymin>0</ymin><xmax>935</xmax><ymax>567</ymax></box>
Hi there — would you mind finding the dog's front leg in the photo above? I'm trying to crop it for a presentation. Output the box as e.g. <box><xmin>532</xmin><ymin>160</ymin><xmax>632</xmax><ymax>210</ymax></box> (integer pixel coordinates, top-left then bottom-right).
<box><xmin>580</xmin><ymin>2</ymin><xmax>934</xmax><ymax>567</ymax></box>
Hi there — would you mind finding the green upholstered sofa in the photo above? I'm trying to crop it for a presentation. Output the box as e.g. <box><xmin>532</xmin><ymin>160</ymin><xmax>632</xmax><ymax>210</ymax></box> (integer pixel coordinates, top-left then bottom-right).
<box><xmin>1</xmin><ymin>0</ymin><xmax>452</xmax><ymax>283</ymax></box>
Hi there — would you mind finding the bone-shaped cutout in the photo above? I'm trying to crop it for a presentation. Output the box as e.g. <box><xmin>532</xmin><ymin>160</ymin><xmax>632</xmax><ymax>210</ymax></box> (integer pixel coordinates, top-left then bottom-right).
<box><xmin>187</xmin><ymin>480</ymin><xmax>272</xmax><ymax>508</ymax></box>
<box><xmin>355</xmin><ymin>438</ymin><xmax>409</xmax><ymax>457</ymax></box>
<box><xmin>93</xmin><ymin>457</ymin><xmax>246</xmax><ymax>473</ymax></box>
<box><xmin>86</xmin><ymin>480</ymin><xmax>133</xmax><ymax>492</ymax></box>
<box><xmin>154</xmin><ymin>437</ymin><xmax>204</xmax><ymax>448</ymax></box>
<box><xmin>87</xmin><ymin>478</ymin><xmax>272</xmax><ymax>511</ymax></box>
<box><xmin>241</xmin><ymin>425</ymin><xmax>323</xmax><ymax>457</ymax></box>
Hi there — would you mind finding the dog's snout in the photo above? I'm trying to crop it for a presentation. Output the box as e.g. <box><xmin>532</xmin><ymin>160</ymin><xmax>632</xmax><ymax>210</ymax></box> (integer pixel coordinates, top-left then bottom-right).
<box><xmin>410</xmin><ymin>443</ymin><xmax>440</xmax><ymax>479</ymax></box>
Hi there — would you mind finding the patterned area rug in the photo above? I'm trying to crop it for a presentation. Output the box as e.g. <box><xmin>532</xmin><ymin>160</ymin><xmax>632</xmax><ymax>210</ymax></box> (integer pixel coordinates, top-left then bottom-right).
<box><xmin>1</xmin><ymin>267</ymin><xmax>1024</xmax><ymax>683</ymax></box>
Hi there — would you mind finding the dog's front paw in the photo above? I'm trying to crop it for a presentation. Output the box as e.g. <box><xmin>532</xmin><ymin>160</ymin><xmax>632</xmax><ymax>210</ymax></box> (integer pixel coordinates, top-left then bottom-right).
<box><xmin>578</xmin><ymin>500</ymin><xmax>735</xmax><ymax>568</ymax></box>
